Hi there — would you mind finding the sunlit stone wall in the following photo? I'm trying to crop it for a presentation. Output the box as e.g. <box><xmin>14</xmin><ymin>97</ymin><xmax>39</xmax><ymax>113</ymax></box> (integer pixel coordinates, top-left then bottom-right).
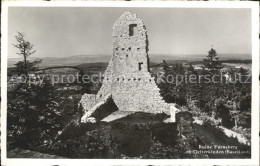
<box><xmin>81</xmin><ymin>12</ymin><xmax>171</xmax><ymax>115</ymax></box>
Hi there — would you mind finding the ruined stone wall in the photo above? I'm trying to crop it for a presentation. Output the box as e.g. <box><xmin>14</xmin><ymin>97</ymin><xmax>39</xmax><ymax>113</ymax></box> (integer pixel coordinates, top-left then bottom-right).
<box><xmin>93</xmin><ymin>12</ymin><xmax>171</xmax><ymax>114</ymax></box>
<box><xmin>112</xmin><ymin>12</ymin><xmax>149</xmax><ymax>74</ymax></box>
<box><xmin>80</xmin><ymin>94</ymin><xmax>97</xmax><ymax>111</ymax></box>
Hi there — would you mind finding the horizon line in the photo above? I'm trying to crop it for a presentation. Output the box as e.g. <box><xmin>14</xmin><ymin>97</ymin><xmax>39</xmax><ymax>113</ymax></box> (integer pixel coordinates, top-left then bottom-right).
<box><xmin>8</xmin><ymin>52</ymin><xmax>252</xmax><ymax>60</ymax></box>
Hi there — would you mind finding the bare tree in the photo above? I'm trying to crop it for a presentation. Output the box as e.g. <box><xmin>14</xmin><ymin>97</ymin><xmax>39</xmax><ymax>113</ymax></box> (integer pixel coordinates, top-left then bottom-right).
<box><xmin>13</xmin><ymin>32</ymin><xmax>37</xmax><ymax>75</ymax></box>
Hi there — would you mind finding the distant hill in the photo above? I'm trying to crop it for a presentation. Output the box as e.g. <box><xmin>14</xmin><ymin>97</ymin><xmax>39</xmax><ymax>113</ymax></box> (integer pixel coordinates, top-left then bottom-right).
<box><xmin>8</xmin><ymin>55</ymin><xmax>111</xmax><ymax>68</ymax></box>
<box><xmin>76</xmin><ymin>62</ymin><xmax>108</xmax><ymax>69</ymax></box>
<box><xmin>8</xmin><ymin>53</ymin><xmax>251</xmax><ymax>68</ymax></box>
<box><xmin>148</xmin><ymin>53</ymin><xmax>251</xmax><ymax>63</ymax></box>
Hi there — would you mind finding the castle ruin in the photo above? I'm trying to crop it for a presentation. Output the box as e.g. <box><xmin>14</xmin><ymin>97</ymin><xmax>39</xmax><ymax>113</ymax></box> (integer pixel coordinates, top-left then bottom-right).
<box><xmin>80</xmin><ymin>12</ymin><xmax>177</xmax><ymax>122</ymax></box>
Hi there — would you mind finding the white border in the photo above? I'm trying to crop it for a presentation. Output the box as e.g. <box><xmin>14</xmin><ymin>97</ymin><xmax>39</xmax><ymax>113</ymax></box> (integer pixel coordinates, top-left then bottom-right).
<box><xmin>1</xmin><ymin>1</ymin><xmax>259</xmax><ymax>166</ymax></box>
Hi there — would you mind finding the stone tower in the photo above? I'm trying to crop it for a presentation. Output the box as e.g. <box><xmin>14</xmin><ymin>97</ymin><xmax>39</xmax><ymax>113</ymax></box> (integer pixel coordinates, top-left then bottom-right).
<box><xmin>111</xmin><ymin>12</ymin><xmax>149</xmax><ymax>74</ymax></box>
<box><xmin>80</xmin><ymin>12</ymin><xmax>173</xmax><ymax>121</ymax></box>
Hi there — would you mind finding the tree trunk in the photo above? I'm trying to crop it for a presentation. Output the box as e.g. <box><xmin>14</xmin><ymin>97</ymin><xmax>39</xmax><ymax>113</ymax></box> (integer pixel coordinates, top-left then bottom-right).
<box><xmin>24</xmin><ymin>47</ymin><xmax>27</xmax><ymax>76</ymax></box>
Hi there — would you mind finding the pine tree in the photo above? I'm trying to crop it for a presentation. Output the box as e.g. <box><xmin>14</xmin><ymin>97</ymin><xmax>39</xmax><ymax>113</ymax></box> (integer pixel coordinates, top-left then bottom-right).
<box><xmin>203</xmin><ymin>47</ymin><xmax>223</xmax><ymax>72</ymax></box>
<box><xmin>7</xmin><ymin>79</ymin><xmax>62</xmax><ymax>149</ymax></box>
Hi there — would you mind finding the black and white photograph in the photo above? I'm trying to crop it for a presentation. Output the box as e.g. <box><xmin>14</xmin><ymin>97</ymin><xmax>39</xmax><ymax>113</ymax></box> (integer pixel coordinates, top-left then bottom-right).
<box><xmin>1</xmin><ymin>1</ymin><xmax>259</xmax><ymax>165</ymax></box>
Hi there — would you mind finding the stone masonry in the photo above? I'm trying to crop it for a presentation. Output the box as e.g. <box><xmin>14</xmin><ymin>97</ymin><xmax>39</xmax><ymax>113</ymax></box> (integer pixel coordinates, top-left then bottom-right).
<box><xmin>80</xmin><ymin>12</ymin><xmax>176</xmax><ymax>122</ymax></box>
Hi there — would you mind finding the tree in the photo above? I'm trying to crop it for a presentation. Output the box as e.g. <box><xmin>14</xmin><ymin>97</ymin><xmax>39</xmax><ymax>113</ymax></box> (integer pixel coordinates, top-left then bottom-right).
<box><xmin>159</xmin><ymin>60</ymin><xmax>187</xmax><ymax>105</ymax></box>
<box><xmin>240</xmin><ymin>94</ymin><xmax>251</xmax><ymax>112</ymax></box>
<box><xmin>13</xmin><ymin>32</ymin><xmax>37</xmax><ymax>75</ymax></box>
<box><xmin>162</xmin><ymin>60</ymin><xmax>169</xmax><ymax>73</ymax></box>
<box><xmin>7</xmin><ymin>80</ymin><xmax>62</xmax><ymax>149</ymax></box>
<box><xmin>78</xmin><ymin>70</ymin><xmax>93</xmax><ymax>94</ymax></box>
<box><xmin>187</xmin><ymin>63</ymin><xmax>198</xmax><ymax>75</ymax></box>
<box><xmin>203</xmin><ymin>47</ymin><xmax>223</xmax><ymax>72</ymax></box>
<box><xmin>159</xmin><ymin>60</ymin><xmax>176</xmax><ymax>103</ymax></box>
<box><xmin>15</xmin><ymin>59</ymin><xmax>42</xmax><ymax>75</ymax></box>
<box><xmin>238</xmin><ymin>67</ymin><xmax>248</xmax><ymax>76</ymax></box>
<box><xmin>215</xmin><ymin>100</ymin><xmax>234</xmax><ymax>129</ymax></box>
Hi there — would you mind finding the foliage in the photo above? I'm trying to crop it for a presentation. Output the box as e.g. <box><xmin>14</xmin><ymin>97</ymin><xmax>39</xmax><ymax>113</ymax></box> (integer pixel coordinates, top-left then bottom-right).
<box><xmin>78</xmin><ymin>70</ymin><xmax>93</xmax><ymax>94</ymax></box>
<box><xmin>46</xmin><ymin>124</ymin><xmax>118</xmax><ymax>158</ymax></box>
<box><xmin>203</xmin><ymin>48</ymin><xmax>223</xmax><ymax>72</ymax></box>
<box><xmin>158</xmin><ymin>60</ymin><xmax>186</xmax><ymax>105</ymax></box>
<box><xmin>157</xmin><ymin>47</ymin><xmax>251</xmax><ymax>129</ymax></box>
<box><xmin>214</xmin><ymin>100</ymin><xmax>234</xmax><ymax>129</ymax></box>
<box><xmin>7</xmin><ymin>80</ymin><xmax>63</xmax><ymax>150</ymax></box>
<box><xmin>141</xmin><ymin>138</ymin><xmax>194</xmax><ymax>159</ymax></box>
<box><xmin>240</xmin><ymin>95</ymin><xmax>251</xmax><ymax>112</ymax></box>
<box><xmin>15</xmin><ymin>59</ymin><xmax>42</xmax><ymax>75</ymax></box>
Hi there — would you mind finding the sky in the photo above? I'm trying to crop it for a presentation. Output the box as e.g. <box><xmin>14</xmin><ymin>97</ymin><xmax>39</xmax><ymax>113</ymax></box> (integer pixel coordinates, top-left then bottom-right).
<box><xmin>8</xmin><ymin>7</ymin><xmax>251</xmax><ymax>59</ymax></box>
